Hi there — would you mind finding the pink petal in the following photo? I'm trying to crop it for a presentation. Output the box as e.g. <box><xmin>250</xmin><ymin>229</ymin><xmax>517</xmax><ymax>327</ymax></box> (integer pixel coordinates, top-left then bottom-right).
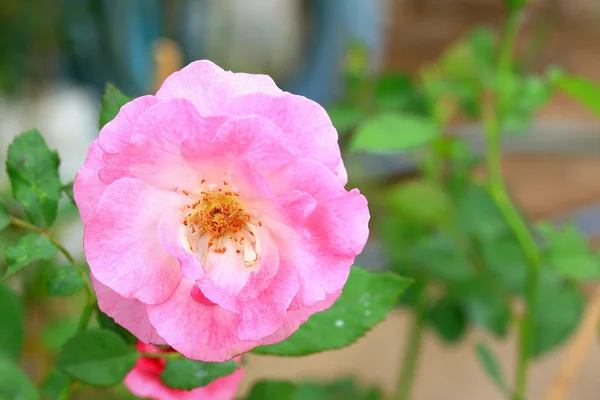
<box><xmin>100</xmin><ymin>98</ymin><xmax>224</xmax><ymax>190</ymax></box>
<box><xmin>182</xmin><ymin>114</ymin><xmax>293</xmax><ymax>177</ymax></box>
<box><xmin>158</xmin><ymin>207</ymin><xmax>205</xmax><ymax>281</ymax></box>
<box><xmin>156</xmin><ymin>60</ymin><xmax>282</xmax><ymax>117</ymax></box>
<box><xmin>237</xmin><ymin>261</ymin><xmax>299</xmax><ymax>341</ymax></box>
<box><xmin>237</xmin><ymin>228</ymin><xmax>280</xmax><ymax>301</ymax></box>
<box><xmin>226</xmin><ymin>92</ymin><xmax>347</xmax><ymax>183</ymax></box>
<box><xmin>147</xmin><ymin>279</ymin><xmax>261</xmax><ymax>362</ymax></box>
<box><xmin>270</xmin><ymin>158</ymin><xmax>369</xmax><ymax>254</ymax></box>
<box><xmin>98</xmin><ymin>95</ymin><xmax>159</xmax><ymax>154</ymax></box>
<box><xmin>262</xmin><ymin>290</ymin><xmax>341</xmax><ymax>345</ymax></box>
<box><xmin>196</xmin><ymin>243</ymin><xmax>251</xmax><ymax>312</ymax></box>
<box><xmin>73</xmin><ymin>140</ymin><xmax>107</xmax><ymax>224</ymax></box>
<box><xmin>268</xmin><ymin>158</ymin><xmax>370</xmax><ymax>306</ymax></box>
<box><xmin>84</xmin><ymin>178</ymin><xmax>182</xmax><ymax>305</ymax></box>
<box><xmin>92</xmin><ymin>275</ymin><xmax>165</xmax><ymax>344</ymax></box>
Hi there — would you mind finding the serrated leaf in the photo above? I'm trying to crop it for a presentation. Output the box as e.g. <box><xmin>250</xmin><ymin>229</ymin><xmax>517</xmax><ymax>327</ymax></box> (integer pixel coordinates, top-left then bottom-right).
<box><xmin>429</xmin><ymin>296</ymin><xmax>467</xmax><ymax>343</ymax></box>
<box><xmin>475</xmin><ymin>343</ymin><xmax>508</xmax><ymax>393</ymax></box>
<box><xmin>97</xmin><ymin>311</ymin><xmax>137</xmax><ymax>345</ymax></box>
<box><xmin>6</xmin><ymin>129</ymin><xmax>61</xmax><ymax>227</ymax></box>
<box><xmin>351</xmin><ymin>113</ymin><xmax>438</xmax><ymax>153</ymax></box>
<box><xmin>253</xmin><ymin>267</ymin><xmax>411</xmax><ymax>356</ymax></box>
<box><xmin>4</xmin><ymin>233</ymin><xmax>58</xmax><ymax>279</ymax></box>
<box><xmin>0</xmin><ymin>282</ymin><xmax>24</xmax><ymax>361</ymax></box>
<box><xmin>48</xmin><ymin>265</ymin><xmax>84</xmax><ymax>296</ymax></box>
<box><xmin>0</xmin><ymin>198</ymin><xmax>10</xmax><ymax>232</ymax></box>
<box><xmin>56</xmin><ymin>329</ymin><xmax>138</xmax><ymax>386</ymax></box>
<box><xmin>99</xmin><ymin>83</ymin><xmax>132</xmax><ymax>129</ymax></box>
<box><xmin>0</xmin><ymin>359</ymin><xmax>39</xmax><ymax>400</ymax></box>
<box><xmin>160</xmin><ymin>358</ymin><xmax>239</xmax><ymax>390</ymax></box>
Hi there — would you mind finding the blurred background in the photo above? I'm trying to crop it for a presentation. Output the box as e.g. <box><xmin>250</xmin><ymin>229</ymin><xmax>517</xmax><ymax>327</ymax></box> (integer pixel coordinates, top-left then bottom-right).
<box><xmin>1</xmin><ymin>0</ymin><xmax>600</xmax><ymax>399</ymax></box>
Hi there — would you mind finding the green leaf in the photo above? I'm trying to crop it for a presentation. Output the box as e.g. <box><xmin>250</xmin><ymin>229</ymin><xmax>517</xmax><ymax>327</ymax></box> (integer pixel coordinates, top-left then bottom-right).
<box><xmin>375</xmin><ymin>73</ymin><xmax>427</xmax><ymax>114</ymax></box>
<box><xmin>327</xmin><ymin>104</ymin><xmax>365</xmax><ymax>135</ymax></box>
<box><xmin>555</xmin><ymin>74</ymin><xmax>600</xmax><ymax>117</ymax></box>
<box><xmin>0</xmin><ymin>359</ymin><xmax>39</xmax><ymax>400</ymax></box>
<box><xmin>541</xmin><ymin>224</ymin><xmax>600</xmax><ymax>280</ymax></box>
<box><xmin>56</xmin><ymin>329</ymin><xmax>138</xmax><ymax>386</ymax></box>
<box><xmin>41</xmin><ymin>318</ymin><xmax>78</xmax><ymax>352</ymax></box>
<box><xmin>4</xmin><ymin>233</ymin><xmax>58</xmax><ymax>279</ymax></box>
<box><xmin>0</xmin><ymin>198</ymin><xmax>10</xmax><ymax>232</ymax></box>
<box><xmin>455</xmin><ymin>185</ymin><xmax>508</xmax><ymax>240</ymax></box>
<box><xmin>97</xmin><ymin>311</ymin><xmax>138</xmax><ymax>345</ymax></box>
<box><xmin>412</xmin><ymin>234</ymin><xmax>473</xmax><ymax>282</ymax></box>
<box><xmin>505</xmin><ymin>76</ymin><xmax>552</xmax><ymax>133</ymax></box>
<box><xmin>161</xmin><ymin>358</ymin><xmax>239</xmax><ymax>390</ymax></box>
<box><xmin>245</xmin><ymin>379</ymin><xmax>383</xmax><ymax>400</ymax></box>
<box><xmin>61</xmin><ymin>182</ymin><xmax>74</xmax><ymax>203</ymax></box>
<box><xmin>253</xmin><ymin>267</ymin><xmax>411</xmax><ymax>356</ymax></box>
<box><xmin>6</xmin><ymin>129</ymin><xmax>61</xmax><ymax>227</ymax></box>
<box><xmin>474</xmin><ymin>343</ymin><xmax>508</xmax><ymax>393</ymax></box>
<box><xmin>533</xmin><ymin>273</ymin><xmax>584</xmax><ymax>357</ymax></box>
<box><xmin>386</xmin><ymin>180</ymin><xmax>452</xmax><ymax>226</ymax></box>
<box><xmin>351</xmin><ymin>113</ymin><xmax>438</xmax><ymax>153</ymax></box>
<box><xmin>429</xmin><ymin>296</ymin><xmax>467</xmax><ymax>343</ymax></box>
<box><xmin>481</xmin><ymin>236</ymin><xmax>527</xmax><ymax>293</ymax></box>
<box><xmin>99</xmin><ymin>83</ymin><xmax>132</xmax><ymax>129</ymax></box>
<box><xmin>246</xmin><ymin>381</ymin><xmax>299</xmax><ymax>400</ymax></box>
<box><xmin>47</xmin><ymin>265</ymin><xmax>84</xmax><ymax>296</ymax></box>
<box><xmin>454</xmin><ymin>277</ymin><xmax>512</xmax><ymax>337</ymax></box>
<box><xmin>40</xmin><ymin>370</ymin><xmax>69</xmax><ymax>400</ymax></box>
<box><xmin>504</xmin><ymin>0</ymin><xmax>528</xmax><ymax>10</ymax></box>
<box><xmin>0</xmin><ymin>282</ymin><xmax>25</xmax><ymax>361</ymax></box>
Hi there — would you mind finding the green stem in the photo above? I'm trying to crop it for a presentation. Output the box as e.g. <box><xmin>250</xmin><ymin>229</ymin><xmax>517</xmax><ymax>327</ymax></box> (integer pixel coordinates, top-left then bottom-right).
<box><xmin>483</xmin><ymin>6</ymin><xmax>541</xmax><ymax>400</ymax></box>
<box><xmin>10</xmin><ymin>217</ymin><xmax>96</xmax><ymax>303</ymax></box>
<box><xmin>11</xmin><ymin>217</ymin><xmax>97</xmax><ymax>400</ymax></box>
<box><xmin>394</xmin><ymin>289</ymin><xmax>427</xmax><ymax>400</ymax></box>
<box><xmin>138</xmin><ymin>352</ymin><xmax>182</xmax><ymax>360</ymax></box>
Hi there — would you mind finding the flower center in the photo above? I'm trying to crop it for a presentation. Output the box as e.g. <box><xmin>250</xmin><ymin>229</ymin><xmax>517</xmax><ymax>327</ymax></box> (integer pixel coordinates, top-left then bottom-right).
<box><xmin>182</xmin><ymin>180</ymin><xmax>260</xmax><ymax>266</ymax></box>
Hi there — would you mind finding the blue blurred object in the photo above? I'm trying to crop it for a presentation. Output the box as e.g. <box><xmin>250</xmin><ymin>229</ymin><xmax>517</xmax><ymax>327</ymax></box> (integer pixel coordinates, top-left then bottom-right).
<box><xmin>61</xmin><ymin>0</ymin><xmax>160</xmax><ymax>96</ymax></box>
<box><xmin>60</xmin><ymin>0</ymin><xmax>386</xmax><ymax>104</ymax></box>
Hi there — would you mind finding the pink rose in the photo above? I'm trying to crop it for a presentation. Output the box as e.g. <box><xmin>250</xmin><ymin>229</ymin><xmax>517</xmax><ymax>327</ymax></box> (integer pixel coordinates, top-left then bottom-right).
<box><xmin>75</xmin><ymin>60</ymin><xmax>369</xmax><ymax>361</ymax></box>
<box><xmin>125</xmin><ymin>342</ymin><xmax>243</xmax><ymax>400</ymax></box>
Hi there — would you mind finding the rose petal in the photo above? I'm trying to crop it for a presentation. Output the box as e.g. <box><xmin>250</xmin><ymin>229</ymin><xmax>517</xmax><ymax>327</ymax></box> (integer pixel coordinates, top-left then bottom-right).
<box><xmin>147</xmin><ymin>279</ymin><xmax>261</xmax><ymax>362</ymax></box>
<box><xmin>156</xmin><ymin>60</ymin><xmax>282</xmax><ymax>116</ymax></box>
<box><xmin>92</xmin><ymin>275</ymin><xmax>165</xmax><ymax>344</ymax></box>
<box><xmin>84</xmin><ymin>178</ymin><xmax>182</xmax><ymax>305</ymax></box>
<box><xmin>226</xmin><ymin>92</ymin><xmax>347</xmax><ymax>183</ymax></box>
<box><xmin>74</xmin><ymin>140</ymin><xmax>107</xmax><ymax>224</ymax></box>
